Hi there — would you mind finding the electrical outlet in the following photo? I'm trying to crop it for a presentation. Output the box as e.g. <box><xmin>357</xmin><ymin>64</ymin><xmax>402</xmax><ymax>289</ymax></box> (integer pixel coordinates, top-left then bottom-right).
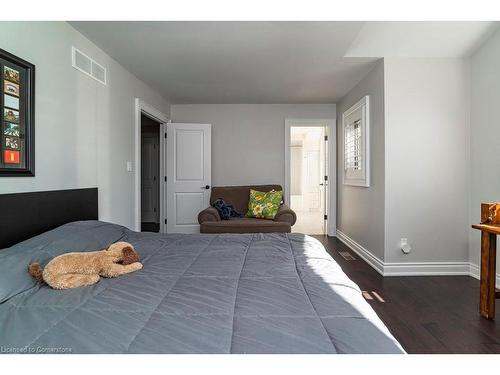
<box><xmin>400</xmin><ymin>238</ymin><xmax>411</xmax><ymax>254</ymax></box>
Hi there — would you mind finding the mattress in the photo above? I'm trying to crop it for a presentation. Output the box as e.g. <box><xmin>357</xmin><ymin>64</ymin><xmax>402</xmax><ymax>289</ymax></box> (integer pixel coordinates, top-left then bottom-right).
<box><xmin>0</xmin><ymin>221</ymin><xmax>404</xmax><ymax>354</ymax></box>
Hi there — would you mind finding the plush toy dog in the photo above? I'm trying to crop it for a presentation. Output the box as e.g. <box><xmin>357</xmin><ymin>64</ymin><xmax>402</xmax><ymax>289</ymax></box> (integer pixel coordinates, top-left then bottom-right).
<box><xmin>28</xmin><ymin>241</ymin><xmax>143</xmax><ymax>290</ymax></box>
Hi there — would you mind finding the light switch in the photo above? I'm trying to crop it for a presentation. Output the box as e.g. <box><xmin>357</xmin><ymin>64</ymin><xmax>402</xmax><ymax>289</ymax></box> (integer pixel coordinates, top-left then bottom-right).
<box><xmin>126</xmin><ymin>161</ymin><xmax>134</xmax><ymax>172</ymax></box>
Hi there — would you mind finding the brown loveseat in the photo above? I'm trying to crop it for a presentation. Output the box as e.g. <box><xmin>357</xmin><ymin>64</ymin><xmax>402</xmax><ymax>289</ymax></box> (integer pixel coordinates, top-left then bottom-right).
<box><xmin>198</xmin><ymin>185</ymin><xmax>297</xmax><ymax>233</ymax></box>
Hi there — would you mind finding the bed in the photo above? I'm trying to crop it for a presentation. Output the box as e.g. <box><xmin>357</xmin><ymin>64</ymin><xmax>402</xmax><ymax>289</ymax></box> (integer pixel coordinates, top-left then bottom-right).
<box><xmin>0</xmin><ymin>189</ymin><xmax>404</xmax><ymax>354</ymax></box>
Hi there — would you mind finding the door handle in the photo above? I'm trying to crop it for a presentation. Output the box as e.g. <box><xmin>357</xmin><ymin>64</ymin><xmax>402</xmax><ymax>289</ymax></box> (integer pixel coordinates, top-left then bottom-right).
<box><xmin>319</xmin><ymin>183</ymin><xmax>324</xmax><ymax>186</ymax></box>
<box><xmin>202</xmin><ymin>185</ymin><xmax>210</xmax><ymax>190</ymax></box>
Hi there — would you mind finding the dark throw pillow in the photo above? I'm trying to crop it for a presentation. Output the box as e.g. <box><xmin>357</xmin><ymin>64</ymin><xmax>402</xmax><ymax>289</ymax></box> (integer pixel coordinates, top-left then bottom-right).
<box><xmin>212</xmin><ymin>198</ymin><xmax>243</xmax><ymax>220</ymax></box>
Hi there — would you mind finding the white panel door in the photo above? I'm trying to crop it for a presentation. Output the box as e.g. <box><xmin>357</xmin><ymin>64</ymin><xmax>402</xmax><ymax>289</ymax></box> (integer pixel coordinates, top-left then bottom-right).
<box><xmin>166</xmin><ymin>123</ymin><xmax>211</xmax><ymax>233</ymax></box>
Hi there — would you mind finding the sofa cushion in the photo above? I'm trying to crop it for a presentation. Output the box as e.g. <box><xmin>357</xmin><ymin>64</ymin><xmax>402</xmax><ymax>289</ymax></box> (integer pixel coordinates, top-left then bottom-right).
<box><xmin>246</xmin><ymin>189</ymin><xmax>283</xmax><ymax>219</ymax></box>
<box><xmin>200</xmin><ymin>218</ymin><xmax>291</xmax><ymax>234</ymax></box>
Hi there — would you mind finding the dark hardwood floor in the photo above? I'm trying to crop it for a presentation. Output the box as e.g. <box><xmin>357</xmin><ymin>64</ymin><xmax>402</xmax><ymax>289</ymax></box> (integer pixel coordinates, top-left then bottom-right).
<box><xmin>314</xmin><ymin>235</ymin><xmax>500</xmax><ymax>354</ymax></box>
<box><xmin>141</xmin><ymin>222</ymin><xmax>159</xmax><ymax>233</ymax></box>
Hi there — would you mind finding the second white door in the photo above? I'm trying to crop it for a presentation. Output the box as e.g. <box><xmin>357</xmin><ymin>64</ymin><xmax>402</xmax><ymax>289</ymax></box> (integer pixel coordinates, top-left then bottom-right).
<box><xmin>166</xmin><ymin>123</ymin><xmax>212</xmax><ymax>233</ymax></box>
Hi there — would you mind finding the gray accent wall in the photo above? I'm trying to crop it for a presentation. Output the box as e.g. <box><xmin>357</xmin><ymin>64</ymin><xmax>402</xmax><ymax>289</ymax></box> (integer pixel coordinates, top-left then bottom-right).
<box><xmin>170</xmin><ymin>104</ymin><xmax>336</xmax><ymax>187</ymax></box>
<box><xmin>336</xmin><ymin>60</ymin><xmax>386</xmax><ymax>261</ymax></box>
<box><xmin>469</xmin><ymin>28</ymin><xmax>500</xmax><ymax>274</ymax></box>
<box><xmin>337</xmin><ymin>58</ymin><xmax>470</xmax><ymax>268</ymax></box>
<box><xmin>0</xmin><ymin>22</ymin><xmax>170</xmax><ymax>230</ymax></box>
<box><xmin>384</xmin><ymin>58</ymin><xmax>469</xmax><ymax>264</ymax></box>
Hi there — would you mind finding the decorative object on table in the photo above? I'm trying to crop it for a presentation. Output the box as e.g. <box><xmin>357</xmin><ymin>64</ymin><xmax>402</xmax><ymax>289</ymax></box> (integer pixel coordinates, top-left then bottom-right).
<box><xmin>212</xmin><ymin>198</ymin><xmax>243</xmax><ymax>220</ymax></box>
<box><xmin>0</xmin><ymin>48</ymin><xmax>35</xmax><ymax>176</ymax></box>
<box><xmin>246</xmin><ymin>189</ymin><xmax>283</xmax><ymax>219</ymax></box>
<box><xmin>471</xmin><ymin>203</ymin><xmax>500</xmax><ymax>320</ymax></box>
<box><xmin>28</xmin><ymin>241</ymin><xmax>143</xmax><ymax>290</ymax></box>
<box><xmin>480</xmin><ymin>203</ymin><xmax>500</xmax><ymax>224</ymax></box>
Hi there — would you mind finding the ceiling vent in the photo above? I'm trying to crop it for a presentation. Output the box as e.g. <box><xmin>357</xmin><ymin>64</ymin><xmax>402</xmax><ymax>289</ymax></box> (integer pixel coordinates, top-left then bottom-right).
<box><xmin>72</xmin><ymin>47</ymin><xmax>107</xmax><ymax>85</ymax></box>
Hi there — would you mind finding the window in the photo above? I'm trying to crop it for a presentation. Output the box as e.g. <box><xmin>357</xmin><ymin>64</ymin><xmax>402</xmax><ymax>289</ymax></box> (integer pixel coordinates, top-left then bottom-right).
<box><xmin>343</xmin><ymin>95</ymin><xmax>370</xmax><ymax>187</ymax></box>
<box><xmin>345</xmin><ymin>119</ymin><xmax>362</xmax><ymax>170</ymax></box>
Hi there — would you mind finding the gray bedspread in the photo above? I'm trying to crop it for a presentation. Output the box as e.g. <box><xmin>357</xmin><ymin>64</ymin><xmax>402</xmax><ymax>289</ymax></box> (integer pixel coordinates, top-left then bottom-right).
<box><xmin>0</xmin><ymin>221</ymin><xmax>404</xmax><ymax>354</ymax></box>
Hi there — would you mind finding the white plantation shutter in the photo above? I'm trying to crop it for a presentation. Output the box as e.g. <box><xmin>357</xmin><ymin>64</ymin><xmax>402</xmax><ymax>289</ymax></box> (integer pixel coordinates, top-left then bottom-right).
<box><xmin>344</xmin><ymin>118</ymin><xmax>362</xmax><ymax>171</ymax></box>
<box><xmin>343</xmin><ymin>96</ymin><xmax>370</xmax><ymax>187</ymax></box>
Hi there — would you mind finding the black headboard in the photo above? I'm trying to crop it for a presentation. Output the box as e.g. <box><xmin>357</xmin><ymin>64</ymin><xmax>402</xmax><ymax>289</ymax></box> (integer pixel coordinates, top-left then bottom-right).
<box><xmin>0</xmin><ymin>188</ymin><xmax>98</xmax><ymax>249</ymax></box>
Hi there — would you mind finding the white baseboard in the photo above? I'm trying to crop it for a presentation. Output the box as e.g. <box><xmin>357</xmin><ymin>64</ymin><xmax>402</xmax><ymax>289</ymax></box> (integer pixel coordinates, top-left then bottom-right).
<box><xmin>336</xmin><ymin>230</ymin><xmax>384</xmax><ymax>275</ymax></box>
<box><xmin>383</xmin><ymin>262</ymin><xmax>470</xmax><ymax>276</ymax></box>
<box><xmin>469</xmin><ymin>262</ymin><xmax>500</xmax><ymax>288</ymax></box>
<box><xmin>336</xmin><ymin>229</ymin><xmax>499</xmax><ymax>285</ymax></box>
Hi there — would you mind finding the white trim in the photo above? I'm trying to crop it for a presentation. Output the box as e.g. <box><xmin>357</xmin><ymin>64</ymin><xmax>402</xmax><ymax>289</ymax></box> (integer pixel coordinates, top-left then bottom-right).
<box><xmin>342</xmin><ymin>95</ymin><xmax>370</xmax><ymax>187</ymax></box>
<box><xmin>336</xmin><ymin>229</ymin><xmax>384</xmax><ymax>275</ymax></box>
<box><xmin>383</xmin><ymin>262</ymin><xmax>470</xmax><ymax>276</ymax></box>
<box><xmin>134</xmin><ymin>98</ymin><xmax>169</xmax><ymax>233</ymax></box>
<box><xmin>284</xmin><ymin>118</ymin><xmax>336</xmax><ymax>237</ymax></box>
<box><xmin>336</xmin><ymin>229</ymin><xmax>490</xmax><ymax>279</ymax></box>
<box><xmin>469</xmin><ymin>262</ymin><xmax>500</xmax><ymax>288</ymax></box>
<box><xmin>160</xmin><ymin>123</ymin><xmax>168</xmax><ymax>233</ymax></box>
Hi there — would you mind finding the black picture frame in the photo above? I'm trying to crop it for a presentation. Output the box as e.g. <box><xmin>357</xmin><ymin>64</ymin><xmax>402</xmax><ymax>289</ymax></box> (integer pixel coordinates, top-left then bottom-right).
<box><xmin>0</xmin><ymin>48</ymin><xmax>35</xmax><ymax>177</ymax></box>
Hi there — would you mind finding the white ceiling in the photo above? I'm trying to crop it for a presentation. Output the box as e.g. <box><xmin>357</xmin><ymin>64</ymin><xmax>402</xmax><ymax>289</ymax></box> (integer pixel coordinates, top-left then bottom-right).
<box><xmin>346</xmin><ymin>22</ymin><xmax>499</xmax><ymax>57</ymax></box>
<box><xmin>70</xmin><ymin>21</ymin><xmax>498</xmax><ymax>104</ymax></box>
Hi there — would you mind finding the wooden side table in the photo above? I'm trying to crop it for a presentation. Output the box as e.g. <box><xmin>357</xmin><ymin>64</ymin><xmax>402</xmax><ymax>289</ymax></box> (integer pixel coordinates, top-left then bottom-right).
<box><xmin>472</xmin><ymin>203</ymin><xmax>500</xmax><ymax>320</ymax></box>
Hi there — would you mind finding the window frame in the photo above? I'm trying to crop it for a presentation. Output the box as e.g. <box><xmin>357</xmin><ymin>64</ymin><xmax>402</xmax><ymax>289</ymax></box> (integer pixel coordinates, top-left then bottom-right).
<box><xmin>342</xmin><ymin>95</ymin><xmax>370</xmax><ymax>187</ymax></box>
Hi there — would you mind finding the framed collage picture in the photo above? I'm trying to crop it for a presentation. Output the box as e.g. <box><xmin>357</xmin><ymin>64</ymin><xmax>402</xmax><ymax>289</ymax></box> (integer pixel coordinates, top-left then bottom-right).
<box><xmin>0</xmin><ymin>48</ymin><xmax>35</xmax><ymax>176</ymax></box>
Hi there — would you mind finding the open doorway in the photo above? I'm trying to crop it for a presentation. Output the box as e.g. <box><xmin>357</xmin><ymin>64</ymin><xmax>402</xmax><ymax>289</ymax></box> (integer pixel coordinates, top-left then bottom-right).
<box><xmin>285</xmin><ymin>118</ymin><xmax>335</xmax><ymax>236</ymax></box>
<box><xmin>289</xmin><ymin>125</ymin><xmax>327</xmax><ymax>234</ymax></box>
<box><xmin>134</xmin><ymin>99</ymin><xmax>169</xmax><ymax>233</ymax></box>
<box><xmin>141</xmin><ymin>113</ymin><xmax>161</xmax><ymax>232</ymax></box>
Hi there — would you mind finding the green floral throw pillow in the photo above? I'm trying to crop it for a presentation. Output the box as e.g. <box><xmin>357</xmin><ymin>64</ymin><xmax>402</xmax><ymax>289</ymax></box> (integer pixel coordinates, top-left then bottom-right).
<box><xmin>246</xmin><ymin>189</ymin><xmax>283</xmax><ymax>219</ymax></box>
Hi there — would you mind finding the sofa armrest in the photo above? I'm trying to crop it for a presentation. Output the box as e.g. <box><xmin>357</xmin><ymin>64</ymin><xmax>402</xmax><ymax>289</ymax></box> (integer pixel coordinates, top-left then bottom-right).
<box><xmin>273</xmin><ymin>204</ymin><xmax>297</xmax><ymax>226</ymax></box>
<box><xmin>198</xmin><ymin>207</ymin><xmax>221</xmax><ymax>224</ymax></box>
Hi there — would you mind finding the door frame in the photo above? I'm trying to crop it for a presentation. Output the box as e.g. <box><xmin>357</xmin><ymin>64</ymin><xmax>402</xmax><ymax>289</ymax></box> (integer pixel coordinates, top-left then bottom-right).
<box><xmin>284</xmin><ymin>118</ymin><xmax>336</xmax><ymax>237</ymax></box>
<box><xmin>134</xmin><ymin>98</ymin><xmax>169</xmax><ymax>233</ymax></box>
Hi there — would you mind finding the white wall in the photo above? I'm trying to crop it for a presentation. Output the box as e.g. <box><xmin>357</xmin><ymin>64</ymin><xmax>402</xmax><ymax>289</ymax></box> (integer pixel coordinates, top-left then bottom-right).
<box><xmin>0</xmin><ymin>22</ymin><xmax>169</xmax><ymax>229</ymax></box>
<box><xmin>469</xmin><ymin>28</ymin><xmax>500</xmax><ymax>276</ymax></box>
<box><xmin>384</xmin><ymin>58</ymin><xmax>470</xmax><ymax>264</ymax></box>
<box><xmin>337</xmin><ymin>60</ymin><xmax>386</xmax><ymax>261</ymax></box>
<box><xmin>170</xmin><ymin>104</ymin><xmax>336</xmax><ymax>188</ymax></box>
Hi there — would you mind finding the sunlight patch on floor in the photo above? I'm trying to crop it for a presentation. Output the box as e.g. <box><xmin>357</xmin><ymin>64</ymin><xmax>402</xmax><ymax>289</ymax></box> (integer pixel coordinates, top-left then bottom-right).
<box><xmin>292</xmin><ymin>210</ymin><xmax>324</xmax><ymax>234</ymax></box>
